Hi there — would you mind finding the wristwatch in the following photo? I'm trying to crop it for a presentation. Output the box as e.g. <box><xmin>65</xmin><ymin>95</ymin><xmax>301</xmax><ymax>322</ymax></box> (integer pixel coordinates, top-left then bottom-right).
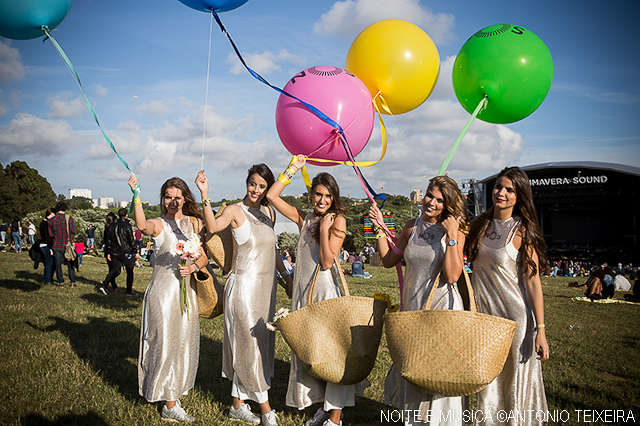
<box><xmin>447</xmin><ymin>239</ymin><xmax>458</xmax><ymax>247</ymax></box>
<box><xmin>194</xmin><ymin>264</ymin><xmax>200</xmax><ymax>273</ymax></box>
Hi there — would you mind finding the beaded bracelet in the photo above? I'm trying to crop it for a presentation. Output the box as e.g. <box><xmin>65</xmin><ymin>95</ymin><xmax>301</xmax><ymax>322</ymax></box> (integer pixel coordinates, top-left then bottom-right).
<box><xmin>202</xmin><ymin>198</ymin><xmax>210</xmax><ymax>206</ymax></box>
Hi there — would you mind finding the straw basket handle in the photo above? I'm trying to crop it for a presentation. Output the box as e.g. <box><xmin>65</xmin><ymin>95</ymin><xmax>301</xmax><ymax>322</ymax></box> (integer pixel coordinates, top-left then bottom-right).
<box><xmin>306</xmin><ymin>256</ymin><xmax>350</xmax><ymax>306</ymax></box>
<box><xmin>421</xmin><ymin>268</ymin><xmax>477</xmax><ymax>313</ymax></box>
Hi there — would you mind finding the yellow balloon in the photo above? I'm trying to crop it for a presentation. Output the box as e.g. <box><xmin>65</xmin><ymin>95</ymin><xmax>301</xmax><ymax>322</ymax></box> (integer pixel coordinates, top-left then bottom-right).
<box><xmin>346</xmin><ymin>19</ymin><xmax>440</xmax><ymax>115</ymax></box>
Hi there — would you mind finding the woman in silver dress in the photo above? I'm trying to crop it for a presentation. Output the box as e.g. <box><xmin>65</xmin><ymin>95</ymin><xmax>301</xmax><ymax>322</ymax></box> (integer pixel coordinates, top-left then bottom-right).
<box><xmin>466</xmin><ymin>167</ymin><xmax>549</xmax><ymax>426</ymax></box>
<box><xmin>369</xmin><ymin>175</ymin><xmax>469</xmax><ymax>426</ymax></box>
<box><xmin>196</xmin><ymin>165</ymin><xmax>292</xmax><ymax>426</ymax></box>
<box><xmin>129</xmin><ymin>174</ymin><xmax>209</xmax><ymax>423</ymax></box>
<box><xmin>267</xmin><ymin>156</ymin><xmax>352</xmax><ymax>426</ymax></box>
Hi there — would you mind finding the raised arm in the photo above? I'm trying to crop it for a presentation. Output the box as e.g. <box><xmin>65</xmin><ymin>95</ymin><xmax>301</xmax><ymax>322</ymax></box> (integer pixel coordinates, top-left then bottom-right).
<box><xmin>128</xmin><ymin>174</ymin><xmax>160</xmax><ymax>237</ymax></box>
<box><xmin>369</xmin><ymin>203</ymin><xmax>411</xmax><ymax>268</ymax></box>
<box><xmin>195</xmin><ymin>170</ymin><xmax>244</xmax><ymax>233</ymax></box>
<box><xmin>266</xmin><ymin>155</ymin><xmax>307</xmax><ymax>231</ymax></box>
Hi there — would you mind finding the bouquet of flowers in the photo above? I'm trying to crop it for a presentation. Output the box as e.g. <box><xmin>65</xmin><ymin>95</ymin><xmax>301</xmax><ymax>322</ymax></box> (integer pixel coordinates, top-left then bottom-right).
<box><xmin>171</xmin><ymin>235</ymin><xmax>201</xmax><ymax>318</ymax></box>
<box><xmin>266</xmin><ymin>307</ymin><xmax>290</xmax><ymax>331</ymax></box>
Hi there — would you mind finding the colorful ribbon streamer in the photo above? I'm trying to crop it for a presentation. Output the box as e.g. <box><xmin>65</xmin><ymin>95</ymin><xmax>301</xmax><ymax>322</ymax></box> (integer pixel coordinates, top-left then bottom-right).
<box><xmin>41</xmin><ymin>26</ymin><xmax>140</xmax><ymax>211</ymax></box>
<box><xmin>437</xmin><ymin>96</ymin><xmax>488</xmax><ymax>176</ymax></box>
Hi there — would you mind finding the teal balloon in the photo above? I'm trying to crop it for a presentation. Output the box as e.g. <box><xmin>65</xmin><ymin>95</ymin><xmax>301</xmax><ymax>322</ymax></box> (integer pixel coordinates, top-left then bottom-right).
<box><xmin>177</xmin><ymin>0</ymin><xmax>249</xmax><ymax>13</ymax></box>
<box><xmin>0</xmin><ymin>0</ymin><xmax>73</xmax><ymax>40</ymax></box>
<box><xmin>452</xmin><ymin>24</ymin><xmax>554</xmax><ymax>124</ymax></box>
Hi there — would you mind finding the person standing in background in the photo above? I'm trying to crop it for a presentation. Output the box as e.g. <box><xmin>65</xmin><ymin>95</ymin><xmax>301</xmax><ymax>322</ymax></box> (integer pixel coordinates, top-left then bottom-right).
<box><xmin>86</xmin><ymin>225</ymin><xmax>96</xmax><ymax>254</ymax></box>
<box><xmin>75</xmin><ymin>236</ymin><xmax>85</xmax><ymax>267</ymax></box>
<box><xmin>28</xmin><ymin>221</ymin><xmax>36</xmax><ymax>246</ymax></box>
<box><xmin>39</xmin><ymin>209</ymin><xmax>56</xmax><ymax>285</ymax></box>
<box><xmin>102</xmin><ymin>208</ymin><xmax>139</xmax><ymax>296</ymax></box>
<box><xmin>0</xmin><ymin>221</ymin><xmax>7</xmax><ymax>244</ymax></box>
<box><xmin>49</xmin><ymin>202</ymin><xmax>77</xmax><ymax>288</ymax></box>
<box><xmin>10</xmin><ymin>216</ymin><xmax>23</xmax><ymax>253</ymax></box>
<box><xmin>99</xmin><ymin>212</ymin><xmax>120</xmax><ymax>294</ymax></box>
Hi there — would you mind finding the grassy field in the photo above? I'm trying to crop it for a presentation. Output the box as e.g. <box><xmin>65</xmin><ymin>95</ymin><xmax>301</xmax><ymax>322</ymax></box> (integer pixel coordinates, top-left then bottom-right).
<box><xmin>0</xmin><ymin>249</ymin><xmax>639</xmax><ymax>425</ymax></box>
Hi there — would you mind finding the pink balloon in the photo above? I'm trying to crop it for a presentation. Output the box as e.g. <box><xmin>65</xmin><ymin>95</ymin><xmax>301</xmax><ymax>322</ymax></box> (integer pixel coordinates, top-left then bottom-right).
<box><xmin>275</xmin><ymin>66</ymin><xmax>374</xmax><ymax>166</ymax></box>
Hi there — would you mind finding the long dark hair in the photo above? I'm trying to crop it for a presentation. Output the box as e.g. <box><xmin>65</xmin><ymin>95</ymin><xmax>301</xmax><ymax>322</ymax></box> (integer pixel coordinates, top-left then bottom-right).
<box><xmin>310</xmin><ymin>172</ymin><xmax>347</xmax><ymax>242</ymax></box>
<box><xmin>105</xmin><ymin>212</ymin><xmax>117</xmax><ymax>231</ymax></box>
<box><xmin>427</xmin><ymin>175</ymin><xmax>469</xmax><ymax>235</ymax></box>
<box><xmin>246</xmin><ymin>163</ymin><xmax>275</xmax><ymax>206</ymax></box>
<box><xmin>159</xmin><ymin>177</ymin><xmax>203</xmax><ymax>218</ymax></box>
<box><xmin>466</xmin><ymin>166</ymin><xmax>547</xmax><ymax>277</ymax></box>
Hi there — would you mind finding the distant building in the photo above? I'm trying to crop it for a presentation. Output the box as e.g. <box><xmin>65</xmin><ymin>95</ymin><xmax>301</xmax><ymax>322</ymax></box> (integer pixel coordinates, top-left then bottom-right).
<box><xmin>117</xmin><ymin>200</ymin><xmax>128</xmax><ymax>208</ymax></box>
<box><xmin>410</xmin><ymin>189</ymin><xmax>423</xmax><ymax>203</ymax></box>
<box><xmin>69</xmin><ymin>188</ymin><xmax>92</xmax><ymax>199</ymax></box>
<box><xmin>98</xmin><ymin>197</ymin><xmax>114</xmax><ymax>209</ymax></box>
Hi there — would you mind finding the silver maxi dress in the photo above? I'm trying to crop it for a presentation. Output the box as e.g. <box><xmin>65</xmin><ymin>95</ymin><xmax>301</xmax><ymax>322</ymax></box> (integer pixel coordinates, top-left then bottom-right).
<box><xmin>286</xmin><ymin>213</ymin><xmax>358</xmax><ymax>411</ymax></box>
<box><xmin>471</xmin><ymin>217</ymin><xmax>547</xmax><ymax>426</ymax></box>
<box><xmin>222</xmin><ymin>203</ymin><xmax>278</xmax><ymax>400</ymax></box>
<box><xmin>138</xmin><ymin>217</ymin><xmax>200</xmax><ymax>402</ymax></box>
<box><xmin>385</xmin><ymin>218</ymin><xmax>466</xmax><ymax>426</ymax></box>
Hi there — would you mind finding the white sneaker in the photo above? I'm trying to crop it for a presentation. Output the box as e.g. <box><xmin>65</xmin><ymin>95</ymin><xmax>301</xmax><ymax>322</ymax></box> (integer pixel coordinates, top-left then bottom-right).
<box><xmin>322</xmin><ymin>420</ymin><xmax>341</xmax><ymax>426</ymax></box>
<box><xmin>229</xmin><ymin>403</ymin><xmax>261</xmax><ymax>424</ymax></box>
<box><xmin>261</xmin><ymin>410</ymin><xmax>279</xmax><ymax>426</ymax></box>
<box><xmin>306</xmin><ymin>408</ymin><xmax>331</xmax><ymax>426</ymax></box>
<box><xmin>161</xmin><ymin>403</ymin><xmax>195</xmax><ymax>422</ymax></box>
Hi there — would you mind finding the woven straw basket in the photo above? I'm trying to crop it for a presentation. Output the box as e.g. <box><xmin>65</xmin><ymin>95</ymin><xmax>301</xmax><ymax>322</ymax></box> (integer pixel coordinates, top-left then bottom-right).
<box><xmin>188</xmin><ymin>217</ymin><xmax>224</xmax><ymax>319</ymax></box>
<box><xmin>193</xmin><ymin>266</ymin><xmax>224</xmax><ymax>319</ymax></box>
<box><xmin>203</xmin><ymin>203</ymin><xmax>233</xmax><ymax>273</ymax></box>
<box><xmin>384</xmin><ymin>270</ymin><xmax>517</xmax><ymax>396</ymax></box>
<box><xmin>277</xmin><ymin>258</ymin><xmax>387</xmax><ymax>385</ymax></box>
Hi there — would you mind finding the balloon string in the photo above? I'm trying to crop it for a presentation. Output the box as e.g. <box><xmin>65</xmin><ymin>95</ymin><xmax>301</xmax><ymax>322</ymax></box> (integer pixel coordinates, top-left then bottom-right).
<box><xmin>437</xmin><ymin>96</ymin><xmax>488</xmax><ymax>176</ymax></box>
<box><xmin>201</xmin><ymin>12</ymin><xmax>215</xmax><ymax>171</ymax></box>
<box><xmin>41</xmin><ymin>26</ymin><xmax>140</xmax><ymax>212</ymax></box>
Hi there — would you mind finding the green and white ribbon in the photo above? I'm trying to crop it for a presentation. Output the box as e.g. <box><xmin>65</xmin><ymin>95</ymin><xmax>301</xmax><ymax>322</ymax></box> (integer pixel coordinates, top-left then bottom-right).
<box><xmin>438</xmin><ymin>96</ymin><xmax>488</xmax><ymax>176</ymax></box>
<box><xmin>41</xmin><ymin>26</ymin><xmax>140</xmax><ymax>211</ymax></box>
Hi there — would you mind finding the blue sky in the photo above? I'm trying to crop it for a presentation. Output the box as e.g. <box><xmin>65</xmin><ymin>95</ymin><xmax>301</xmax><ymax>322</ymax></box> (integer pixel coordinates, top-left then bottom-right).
<box><xmin>1</xmin><ymin>0</ymin><xmax>639</xmax><ymax>204</ymax></box>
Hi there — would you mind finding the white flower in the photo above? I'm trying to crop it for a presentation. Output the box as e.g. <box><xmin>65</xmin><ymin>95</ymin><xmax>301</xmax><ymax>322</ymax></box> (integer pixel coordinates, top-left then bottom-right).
<box><xmin>182</xmin><ymin>239</ymin><xmax>199</xmax><ymax>256</ymax></box>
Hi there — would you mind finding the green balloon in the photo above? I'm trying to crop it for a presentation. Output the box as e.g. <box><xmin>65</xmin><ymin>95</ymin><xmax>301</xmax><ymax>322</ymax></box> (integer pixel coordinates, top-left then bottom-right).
<box><xmin>452</xmin><ymin>24</ymin><xmax>554</xmax><ymax>124</ymax></box>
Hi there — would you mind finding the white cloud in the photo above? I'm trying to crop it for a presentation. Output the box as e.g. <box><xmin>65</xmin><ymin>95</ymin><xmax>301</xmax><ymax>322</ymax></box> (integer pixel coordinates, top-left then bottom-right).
<box><xmin>47</xmin><ymin>94</ymin><xmax>85</xmax><ymax>118</ymax></box>
<box><xmin>94</xmin><ymin>84</ymin><xmax>108</xmax><ymax>97</ymax></box>
<box><xmin>86</xmin><ymin>120</ymin><xmax>143</xmax><ymax>159</ymax></box>
<box><xmin>0</xmin><ymin>113</ymin><xmax>89</xmax><ymax>162</ymax></box>
<box><xmin>135</xmin><ymin>100</ymin><xmax>171</xmax><ymax>117</ymax></box>
<box><xmin>314</xmin><ymin>0</ymin><xmax>455</xmax><ymax>44</ymax></box>
<box><xmin>226</xmin><ymin>49</ymin><xmax>306</xmax><ymax>75</ymax></box>
<box><xmin>135</xmin><ymin>97</ymin><xmax>195</xmax><ymax>118</ymax></box>
<box><xmin>0</xmin><ymin>40</ymin><xmax>24</xmax><ymax>82</ymax></box>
